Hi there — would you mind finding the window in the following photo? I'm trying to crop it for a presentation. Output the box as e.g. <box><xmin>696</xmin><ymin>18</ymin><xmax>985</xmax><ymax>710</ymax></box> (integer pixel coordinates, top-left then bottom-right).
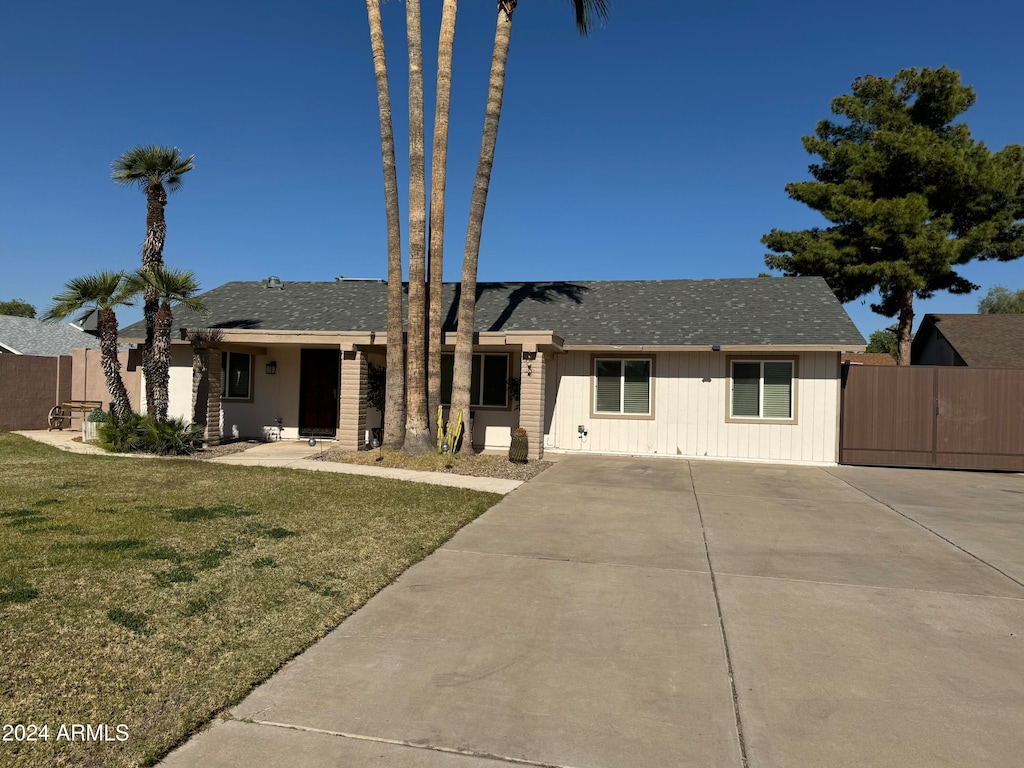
<box><xmin>730</xmin><ymin>360</ymin><xmax>794</xmax><ymax>419</ymax></box>
<box><xmin>440</xmin><ymin>353</ymin><xmax>509</xmax><ymax>408</ymax></box>
<box><xmin>593</xmin><ymin>358</ymin><xmax>652</xmax><ymax>416</ymax></box>
<box><xmin>221</xmin><ymin>352</ymin><xmax>252</xmax><ymax>400</ymax></box>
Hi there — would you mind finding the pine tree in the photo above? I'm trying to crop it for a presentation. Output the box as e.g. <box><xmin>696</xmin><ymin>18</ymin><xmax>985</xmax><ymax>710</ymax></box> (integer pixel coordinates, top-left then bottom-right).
<box><xmin>763</xmin><ymin>67</ymin><xmax>1024</xmax><ymax>364</ymax></box>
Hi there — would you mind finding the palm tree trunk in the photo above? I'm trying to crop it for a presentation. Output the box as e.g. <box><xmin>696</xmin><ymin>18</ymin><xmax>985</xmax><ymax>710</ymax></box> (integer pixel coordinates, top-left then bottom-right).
<box><xmin>404</xmin><ymin>0</ymin><xmax>431</xmax><ymax>454</ymax></box>
<box><xmin>142</xmin><ymin>182</ymin><xmax>168</xmax><ymax>412</ymax></box>
<box><xmin>366</xmin><ymin>0</ymin><xmax>406</xmax><ymax>447</ymax></box>
<box><xmin>452</xmin><ymin>5</ymin><xmax>514</xmax><ymax>455</ymax></box>
<box><xmin>427</xmin><ymin>0</ymin><xmax>458</xmax><ymax>438</ymax></box>
<box><xmin>896</xmin><ymin>288</ymin><xmax>914</xmax><ymax>365</ymax></box>
<box><xmin>150</xmin><ymin>302</ymin><xmax>173</xmax><ymax>421</ymax></box>
<box><xmin>98</xmin><ymin>309</ymin><xmax>133</xmax><ymax>420</ymax></box>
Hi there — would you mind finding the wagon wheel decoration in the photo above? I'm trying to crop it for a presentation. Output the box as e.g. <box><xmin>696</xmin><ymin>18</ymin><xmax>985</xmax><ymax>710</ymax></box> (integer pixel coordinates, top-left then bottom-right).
<box><xmin>48</xmin><ymin>405</ymin><xmax>68</xmax><ymax>431</ymax></box>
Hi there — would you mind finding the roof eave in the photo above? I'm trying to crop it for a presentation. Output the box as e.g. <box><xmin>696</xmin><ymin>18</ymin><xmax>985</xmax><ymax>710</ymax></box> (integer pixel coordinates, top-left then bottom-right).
<box><xmin>562</xmin><ymin>343</ymin><xmax>864</xmax><ymax>353</ymax></box>
<box><xmin>168</xmin><ymin>328</ymin><xmax>567</xmax><ymax>352</ymax></box>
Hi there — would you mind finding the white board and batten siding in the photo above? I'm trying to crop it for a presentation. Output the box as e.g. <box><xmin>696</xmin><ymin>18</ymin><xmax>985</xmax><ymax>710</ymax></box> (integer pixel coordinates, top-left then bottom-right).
<box><xmin>546</xmin><ymin>351</ymin><xmax>841</xmax><ymax>465</ymax></box>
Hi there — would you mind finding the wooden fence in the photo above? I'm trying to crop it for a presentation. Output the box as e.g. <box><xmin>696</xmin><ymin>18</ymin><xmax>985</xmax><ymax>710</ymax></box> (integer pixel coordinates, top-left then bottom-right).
<box><xmin>840</xmin><ymin>364</ymin><xmax>1024</xmax><ymax>471</ymax></box>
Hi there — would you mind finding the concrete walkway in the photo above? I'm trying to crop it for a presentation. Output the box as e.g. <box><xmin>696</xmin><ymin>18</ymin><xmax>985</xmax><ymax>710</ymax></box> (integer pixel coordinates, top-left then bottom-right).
<box><xmin>158</xmin><ymin>455</ymin><xmax>1024</xmax><ymax>768</ymax></box>
<box><xmin>12</xmin><ymin>431</ymin><xmax>521</xmax><ymax>494</ymax></box>
<box><xmin>209</xmin><ymin>441</ymin><xmax>523</xmax><ymax>494</ymax></box>
<box><xmin>15</xmin><ymin>428</ymin><xmax>108</xmax><ymax>454</ymax></box>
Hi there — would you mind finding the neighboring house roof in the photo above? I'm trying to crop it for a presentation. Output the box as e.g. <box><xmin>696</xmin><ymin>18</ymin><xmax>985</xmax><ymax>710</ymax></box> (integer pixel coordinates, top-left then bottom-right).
<box><xmin>0</xmin><ymin>315</ymin><xmax>101</xmax><ymax>356</ymax></box>
<box><xmin>120</xmin><ymin>276</ymin><xmax>865</xmax><ymax>348</ymax></box>
<box><xmin>912</xmin><ymin>314</ymin><xmax>1024</xmax><ymax>368</ymax></box>
<box><xmin>842</xmin><ymin>352</ymin><xmax>896</xmax><ymax>366</ymax></box>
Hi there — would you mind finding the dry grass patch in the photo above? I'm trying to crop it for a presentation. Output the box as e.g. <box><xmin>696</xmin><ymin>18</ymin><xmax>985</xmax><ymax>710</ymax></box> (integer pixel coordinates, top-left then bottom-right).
<box><xmin>0</xmin><ymin>432</ymin><xmax>499</xmax><ymax>768</ymax></box>
<box><xmin>323</xmin><ymin>446</ymin><xmax>552</xmax><ymax>481</ymax></box>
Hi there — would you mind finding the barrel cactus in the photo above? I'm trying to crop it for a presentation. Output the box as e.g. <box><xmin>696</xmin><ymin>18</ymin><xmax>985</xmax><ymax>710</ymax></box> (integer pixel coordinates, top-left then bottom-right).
<box><xmin>508</xmin><ymin>427</ymin><xmax>529</xmax><ymax>464</ymax></box>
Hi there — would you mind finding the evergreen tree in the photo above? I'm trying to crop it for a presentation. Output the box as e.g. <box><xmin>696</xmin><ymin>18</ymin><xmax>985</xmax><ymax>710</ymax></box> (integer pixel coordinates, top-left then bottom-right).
<box><xmin>763</xmin><ymin>67</ymin><xmax>1024</xmax><ymax>364</ymax></box>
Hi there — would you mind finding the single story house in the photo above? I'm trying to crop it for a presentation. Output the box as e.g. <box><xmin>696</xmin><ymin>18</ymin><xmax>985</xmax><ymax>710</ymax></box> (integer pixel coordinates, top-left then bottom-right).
<box><xmin>911</xmin><ymin>314</ymin><xmax>1024</xmax><ymax>368</ymax></box>
<box><xmin>119</xmin><ymin>276</ymin><xmax>865</xmax><ymax>465</ymax></box>
<box><xmin>0</xmin><ymin>315</ymin><xmax>101</xmax><ymax>356</ymax></box>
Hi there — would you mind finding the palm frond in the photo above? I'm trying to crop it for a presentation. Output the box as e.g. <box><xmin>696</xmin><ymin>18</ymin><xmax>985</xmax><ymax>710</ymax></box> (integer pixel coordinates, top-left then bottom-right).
<box><xmin>111</xmin><ymin>145</ymin><xmax>194</xmax><ymax>191</ymax></box>
<box><xmin>44</xmin><ymin>270</ymin><xmax>130</xmax><ymax>319</ymax></box>
<box><xmin>567</xmin><ymin>0</ymin><xmax>609</xmax><ymax>35</ymax></box>
<box><xmin>132</xmin><ymin>267</ymin><xmax>209</xmax><ymax>317</ymax></box>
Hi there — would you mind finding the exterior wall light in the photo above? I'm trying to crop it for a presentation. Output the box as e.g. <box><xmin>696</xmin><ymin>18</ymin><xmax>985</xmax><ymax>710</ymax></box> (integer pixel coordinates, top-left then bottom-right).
<box><xmin>266</xmin><ymin>361</ymin><xmax>277</xmax><ymax>375</ymax></box>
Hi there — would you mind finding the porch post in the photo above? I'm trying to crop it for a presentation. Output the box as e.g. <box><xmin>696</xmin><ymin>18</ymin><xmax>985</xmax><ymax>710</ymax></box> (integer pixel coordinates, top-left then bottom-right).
<box><xmin>204</xmin><ymin>347</ymin><xmax>222</xmax><ymax>445</ymax></box>
<box><xmin>519</xmin><ymin>349</ymin><xmax>546</xmax><ymax>460</ymax></box>
<box><xmin>191</xmin><ymin>345</ymin><xmax>210</xmax><ymax>432</ymax></box>
<box><xmin>338</xmin><ymin>349</ymin><xmax>368</xmax><ymax>451</ymax></box>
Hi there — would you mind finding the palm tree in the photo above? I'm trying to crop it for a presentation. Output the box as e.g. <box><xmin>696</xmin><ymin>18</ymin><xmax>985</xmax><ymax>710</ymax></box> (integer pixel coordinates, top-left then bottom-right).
<box><xmin>450</xmin><ymin>0</ymin><xmax>608</xmax><ymax>453</ymax></box>
<box><xmin>44</xmin><ymin>272</ymin><xmax>135</xmax><ymax>420</ymax></box>
<box><xmin>127</xmin><ymin>267</ymin><xmax>208</xmax><ymax>422</ymax></box>
<box><xmin>365</xmin><ymin>0</ymin><xmax>406</xmax><ymax>448</ymax></box>
<box><xmin>404</xmin><ymin>0</ymin><xmax>432</xmax><ymax>453</ymax></box>
<box><xmin>111</xmin><ymin>145</ymin><xmax>194</xmax><ymax>410</ymax></box>
<box><xmin>426</xmin><ymin>0</ymin><xmax>458</xmax><ymax>438</ymax></box>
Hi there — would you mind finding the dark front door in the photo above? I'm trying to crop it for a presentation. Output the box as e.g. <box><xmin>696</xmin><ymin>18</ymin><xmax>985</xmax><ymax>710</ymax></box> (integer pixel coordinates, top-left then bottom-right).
<box><xmin>299</xmin><ymin>349</ymin><xmax>340</xmax><ymax>437</ymax></box>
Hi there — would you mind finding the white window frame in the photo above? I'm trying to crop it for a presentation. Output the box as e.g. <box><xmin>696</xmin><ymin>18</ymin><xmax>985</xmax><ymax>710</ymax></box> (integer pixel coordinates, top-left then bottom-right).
<box><xmin>592</xmin><ymin>357</ymin><xmax>653</xmax><ymax>417</ymax></box>
<box><xmin>729</xmin><ymin>359</ymin><xmax>795</xmax><ymax>421</ymax></box>
<box><xmin>221</xmin><ymin>351</ymin><xmax>253</xmax><ymax>401</ymax></box>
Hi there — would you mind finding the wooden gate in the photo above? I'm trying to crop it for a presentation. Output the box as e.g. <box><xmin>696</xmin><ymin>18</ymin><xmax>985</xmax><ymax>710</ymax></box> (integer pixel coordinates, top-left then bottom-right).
<box><xmin>840</xmin><ymin>364</ymin><xmax>1024</xmax><ymax>471</ymax></box>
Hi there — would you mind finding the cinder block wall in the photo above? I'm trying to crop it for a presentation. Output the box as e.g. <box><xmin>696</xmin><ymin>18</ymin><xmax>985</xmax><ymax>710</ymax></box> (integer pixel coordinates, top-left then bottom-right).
<box><xmin>0</xmin><ymin>354</ymin><xmax>71</xmax><ymax>430</ymax></box>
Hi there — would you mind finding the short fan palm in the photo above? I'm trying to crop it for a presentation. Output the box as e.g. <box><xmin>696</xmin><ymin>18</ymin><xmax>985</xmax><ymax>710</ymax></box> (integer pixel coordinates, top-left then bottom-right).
<box><xmin>127</xmin><ymin>267</ymin><xmax>208</xmax><ymax>422</ymax></box>
<box><xmin>45</xmin><ymin>272</ymin><xmax>136</xmax><ymax>419</ymax></box>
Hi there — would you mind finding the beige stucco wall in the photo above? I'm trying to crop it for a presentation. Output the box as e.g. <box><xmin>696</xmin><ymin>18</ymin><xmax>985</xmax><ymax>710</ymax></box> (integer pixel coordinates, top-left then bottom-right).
<box><xmin>217</xmin><ymin>345</ymin><xmax>304</xmax><ymax>440</ymax></box>
<box><xmin>166</xmin><ymin>345</ymin><xmax>310</xmax><ymax>441</ymax></box>
<box><xmin>71</xmin><ymin>348</ymin><xmax>141</xmax><ymax>419</ymax></box>
<box><xmin>546</xmin><ymin>350</ymin><xmax>841</xmax><ymax>465</ymax></box>
<box><xmin>471</xmin><ymin>409</ymin><xmax>517</xmax><ymax>449</ymax></box>
<box><xmin>165</xmin><ymin>346</ymin><xmax>194</xmax><ymax>422</ymax></box>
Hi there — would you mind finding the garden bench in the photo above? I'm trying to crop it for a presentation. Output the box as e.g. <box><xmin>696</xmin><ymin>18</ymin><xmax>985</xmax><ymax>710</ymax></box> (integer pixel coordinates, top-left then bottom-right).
<box><xmin>48</xmin><ymin>401</ymin><xmax>103</xmax><ymax>431</ymax></box>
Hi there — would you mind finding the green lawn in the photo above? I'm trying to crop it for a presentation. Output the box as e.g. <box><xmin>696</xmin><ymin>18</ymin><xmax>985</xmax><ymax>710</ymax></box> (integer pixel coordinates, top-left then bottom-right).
<box><xmin>0</xmin><ymin>432</ymin><xmax>500</xmax><ymax>768</ymax></box>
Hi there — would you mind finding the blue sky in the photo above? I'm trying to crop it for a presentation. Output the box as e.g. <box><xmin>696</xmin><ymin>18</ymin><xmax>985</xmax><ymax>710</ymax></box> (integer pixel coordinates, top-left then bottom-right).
<box><xmin>2</xmin><ymin>0</ymin><xmax>1022</xmax><ymax>340</ymax></box>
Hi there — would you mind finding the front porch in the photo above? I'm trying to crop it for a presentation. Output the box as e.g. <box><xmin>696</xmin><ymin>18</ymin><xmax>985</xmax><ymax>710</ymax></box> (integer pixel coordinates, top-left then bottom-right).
<box><xmin>176</xmin><ymin>329</ymin><xmax>562</xmax><ymax>460</ymax></box>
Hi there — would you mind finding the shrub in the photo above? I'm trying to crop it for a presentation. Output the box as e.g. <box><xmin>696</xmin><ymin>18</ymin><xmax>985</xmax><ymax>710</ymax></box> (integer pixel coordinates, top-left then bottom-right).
<box><xmin>98</xmin><ymin>411</ymin><xmax>146</xmax><ymax>453</ymax></box>
<box><xmin>99</xmin><ymin>413</ymin><xmax>204</xmax><ymax>456</ymax></box>
<box><xmin>140</xmin><ymin>416</ymin><xmax>204</xmax><ymax>456</ymax></box>
<box><xmin>86</xmin><ymin>409</ymin><xmax>108</xmax><ymax>423</ymax></box>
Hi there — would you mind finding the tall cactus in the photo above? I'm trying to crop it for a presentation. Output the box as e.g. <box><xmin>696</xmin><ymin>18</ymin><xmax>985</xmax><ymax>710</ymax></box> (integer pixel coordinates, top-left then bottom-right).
<box><xmin>437</xmin><ymin>406</ymin><xmax>463</xmax><ymax>458</ymax></box>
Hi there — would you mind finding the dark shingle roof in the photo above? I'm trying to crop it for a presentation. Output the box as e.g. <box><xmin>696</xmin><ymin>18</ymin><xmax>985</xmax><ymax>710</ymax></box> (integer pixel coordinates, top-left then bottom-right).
<box><xmin>120</xmin><ymin>277</ymin><xmax>865</xmax><ymax>347</ymax></box>
<box><xmin>913</xmin><ymin>314</ymin><xmax>1024</xmax><ymax>368</ymax></box>
<box><xmin>0</xmin><ymin>316</ymin><xmax>101</xmax><ymax>356</ymax></box>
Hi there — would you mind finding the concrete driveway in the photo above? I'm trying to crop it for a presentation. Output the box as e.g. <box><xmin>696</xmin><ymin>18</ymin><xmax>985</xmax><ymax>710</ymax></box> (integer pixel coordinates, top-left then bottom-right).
<box><xmin>161</xmin><ymin>457</ymin><xmax>1024</xmax><ymax>768</ymax></box>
